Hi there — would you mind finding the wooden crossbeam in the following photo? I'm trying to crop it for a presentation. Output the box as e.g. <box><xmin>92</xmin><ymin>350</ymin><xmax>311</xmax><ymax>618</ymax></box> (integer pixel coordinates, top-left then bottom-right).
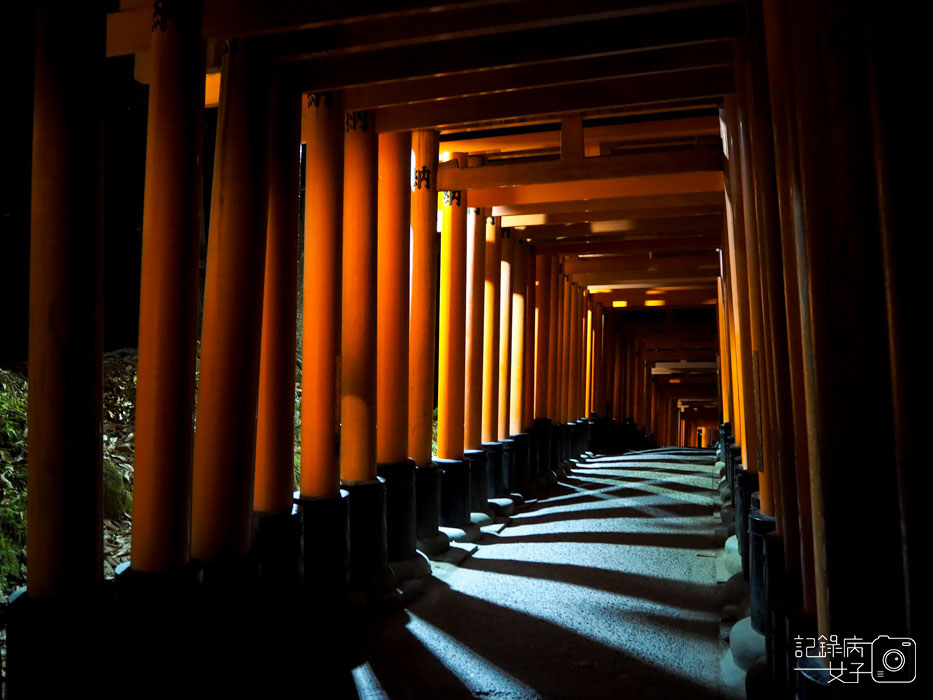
<box><xmin>587</xmin><ymin>288</ymin><xmax>717</xmax><ymax>310</ymax></box>
<box><xmin>532</xmin><ymin>234</ymin><xmax>720</xmax><ymax>256</ymax></box>
<box><xmin>375</xmin><ymin>66</ymin><xmax>733</xmax><ymax>132</ymax></box>
<box><xmin>471</xmin><ymin>171</ymin><xmax>722</xmax><ymax>209</ymax></box>
<box><xmin>436</xmin><ymin>146</ymin><xmax>721</xmax><ymax>191</ymax></box>
<box><xmin>439</xmin><ymin>116</ymin><xmax>721</xmax><ymax>156</ymax></box>
<box><xmin>493</xmin><ymin>191</ymin><xmax>724</xmax><ymax>217</ymax></box>
<box><xmin>564</xmin><ymin>252</ymin><xmax>718</xmax><ymax>275</ymax></box>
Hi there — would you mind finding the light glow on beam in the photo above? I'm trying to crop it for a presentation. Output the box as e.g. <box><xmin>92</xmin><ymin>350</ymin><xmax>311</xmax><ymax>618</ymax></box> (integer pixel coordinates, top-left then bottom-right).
<box><xmin>612</xmin><ymin>300</ymin><xmax>628</xmax><ymax>308</ymax></box>
<box><xmin>644</xmin><ymin>300</ymin><xmax>667</xmax><ymax>307</ymax></box>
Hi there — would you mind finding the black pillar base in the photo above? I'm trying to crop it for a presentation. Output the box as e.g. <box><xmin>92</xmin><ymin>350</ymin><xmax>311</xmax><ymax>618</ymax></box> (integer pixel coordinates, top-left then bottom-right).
<box><xmin>377</xmin><ymin>459</ymin><xmax>417</xmax><ymax>563</ymax></box>
<box><xmin>296</xmin><ymin>489</ymin><xmax>350</xmax><ymax>594</ymax></box>
<box><xmin>415</xmin><ymin>464</ymin><xmax>450</xmax><ymax>556</ymax></box>
<box><xmin>483</xmin><ymin>441</ymin><xmax>505</xmax><ymax>498</ymax></box>
<box><xmin>438</xmin><ymin>457</ymin><xmax>471</xmax><ymax>528</ymax></box>
<box><xmin>734</xmin><ymin>468</ymin><xmax>759</xmax><ymax>580</ymax></box>
<box><xmin>510</xmin><ymin>432</ymin><xmax>530</xmax><ymax>496</ymax></box>
<box><xmin>342</xmin><ymin>478</ymin><xmax>392</xmax><ymax>592</ymax></box>
<box><xmin>500</xmin><ymin>437</ymin><xmax>515</xmax><ymax>493</ymax></box>
<box><xmin>5</xmin><ymin>587</ymin><xmax>113</xmax><ymax>696</ymax></box>
<box><xmin>749</xmin><ymin>503</ymin><xmax>776</xmax><ymax>634</ymax></box>
<box><xmin>251</xmin><ymin>507</ymin><xmax>302</xmax><ymax>587</ymax></box>
<box><xmin>533</xmin><ymin>418</ymin><xmax>553</xmax><ymax>487</ymax></box>
<box><xmin>465</xmin><ymin>448</ymin><xmax>489</xmax><ymax>514</ymax></box>
<box><xmin>524</xmin><ymin>426</ymin><xmax>538</xmax><ymax>494</ymax></box>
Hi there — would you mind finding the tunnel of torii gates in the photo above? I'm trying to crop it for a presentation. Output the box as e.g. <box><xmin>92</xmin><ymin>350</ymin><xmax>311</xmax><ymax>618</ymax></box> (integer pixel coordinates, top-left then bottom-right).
<box><xmin>4</xmin><ymin>0</ymin><xmax>918</xmax><ymax>696</ymax></box>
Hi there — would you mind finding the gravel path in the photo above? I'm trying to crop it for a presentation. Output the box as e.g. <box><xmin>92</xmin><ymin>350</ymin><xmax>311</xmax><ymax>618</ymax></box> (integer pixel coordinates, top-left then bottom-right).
<box><xmin>357</xmin><ymin>448</ymin><xmax>727</xmax><ymax>700</ymax></box>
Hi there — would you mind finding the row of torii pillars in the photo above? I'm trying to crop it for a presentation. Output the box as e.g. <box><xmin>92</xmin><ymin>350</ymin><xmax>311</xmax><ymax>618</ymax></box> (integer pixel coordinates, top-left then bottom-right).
<box><xmin>8</xmin><ymin>6</ymin><xmax>652</xmax><ymax>694</ymax></box>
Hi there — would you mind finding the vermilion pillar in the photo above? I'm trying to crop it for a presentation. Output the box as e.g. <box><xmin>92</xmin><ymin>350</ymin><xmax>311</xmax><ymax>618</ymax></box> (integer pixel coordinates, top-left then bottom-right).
<box><xmin>254</xmin><ymin>79</ymin><xmax>301</xmax><ymax>516</ymax></box>
<box><xmin>26</xmin><ymin>0</ymin><xmax>105</xmax><ymax>599</ymax></box>
<box><xmin>481</xmin><ymin>218</ymin><xmax>501</xmax><ymax>444</ymax></box>
<box><xmin>534</xmin><ymin>255</ymin><xmax>552</xmax><ymax>419</ymax></box>
<box><xmin>566</xmin><ymin>284</ymin><xmax>579</xmax><ymax>423</ymax></box>
<box><xmin>376</xmin><ymin>130</ymin><xmax>419</xmax><ymax>565</ymax></box>
<box><xmin>585</xmin><ymin>297</ymin><xmax>593</xmax><ymax>417</ymax></box>
<box><xmin>131</xmin><ymin>1</ymin><xmax>204</xmax><ymax>575</ymax></box>
<box><xmin>301</xmin><ymin>92</ymin><xmax>343</xmax><ymax>500</ymax></box>
<box><xmin>465</xmin><ymin>208</ymin><xmax>486</xmax><ymax>450</ymax></box>
<box><xmin>522</xmin><ymin>245</ymin><xmax>536</xmax><ymax>430</ymax></box>
<box><xmin>437</xmin><ymin>186</ymin><xmax>468</xmax><ymax>460</ymax></box>
<box><xmin>509</xmin><ymin>242</ymin><xmax>526</xmax><ymax>436</ymax></box>
<box><xmin>341</xmin><ymin>110</ymin><xmax>378</xmax><ymax>484</ymax></box>
<box><xmin>191</xmin><ymin>39</ymin><xmax>272</xmax><ymax>567</ymax></box>
<box><xmin>409</xmin><ymin>131</ymin><xmax>440</xmax><ymax>467</ymax></box>
<box><xmin>342</xmin><ymin>110</ymin><xmax>391</xmax><ymax>583</ymax></box>
<box><xmin>560</xmin><ymin>276</ymin><xmax>572</xmax><ymax>425</ymax></box>
<box><xmin>376</xmin><ymin>131</ymin><xmax>412</xmax><ymax>466</ymax></box>
<box><xmin>497</xmin><ymin>231</ymin><xmax>514</xmax><ymax>440</ymax></box>
<box><xmin>546</xmin><ymin>259</ymin><xmax>561</xmax><ymax>420</ymax></box>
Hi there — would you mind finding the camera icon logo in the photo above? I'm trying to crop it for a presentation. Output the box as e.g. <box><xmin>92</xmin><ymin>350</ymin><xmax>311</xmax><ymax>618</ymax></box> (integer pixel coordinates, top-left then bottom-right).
<box><xmin>871</xmin><ymin>636</ymin><xmax>916</xmax><ymax>683</ymax></box>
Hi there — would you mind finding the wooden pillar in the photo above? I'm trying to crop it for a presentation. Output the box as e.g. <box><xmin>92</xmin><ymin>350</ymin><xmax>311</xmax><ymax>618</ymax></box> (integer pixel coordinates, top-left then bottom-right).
<box><xmin>602</xmin><ymin>314</ymin><xmax>615</xmax><ymax>419</ymax></box>
<box><xmin>761</xmin><ymin>0</ymin><xmax>816</xmax><ymax>616</ymax></box>
<box><xmin>481</xmin><ymin>217</ymin><xmax>501</xmax><ymax>444</ymax></box>
<box><xmin>717</xmin><ymin>280</ymin><xmax>733</xmax><ymax>425</ymax></box>
<box><xmin>509</xmin><ymin>241</ymin><xmax>526</xmax><ymax>436</ymax></box>
<box><xmin>733</xmin><ymin>40</ymin><xmax>776</xmax><ymax>518</ymax></box>
<box><xmin>585</xmin><ymin>298</ymin><xmax>593</xmax><ymax>417</ymax></box>
<box><xmin>497</xmin><ymin>231</ymin><xmax>513</xmax><ymax>439</ymax></box>
<box><xmin>534</xmin><ymin>255</ymin><xmax>551</xmax><ymax>419</ymax></box>
<box><xmin>592</xmin><ymin>303</ymin><xmax>604</xmax><ymax>417</ymax></box>
<box><xmin>437</xmin><ymin>185</ymin><xmax>468</xmax><ymax>460</ymax></box>
<box><xmin>723</xmin><ymin>98</ymin><xmax>759</xmax><ymax>475</ymax></box>
<box><xmin>408</xmin><ymin>130</ymin><xmax>440</xmax><ymax>467</ymax></box>
<box><xmin>546</xmin><ymin>259</ymin><xmax>561</xmax><ymax>419</ymax></box>
<box><xmin>612</xmin><ymin>333</ymin><xmax>623</xmax><ymax>423</ymax></box>
<box><xmin>340</xmin><ymin>110</ymin><xmax>378</xmax><ymax>483</ymax></box>
<box><xmin>559</xmin><ymin>275</ymin><xmax>571</xmax><ymax>424</ymax></box>
<box><xmin>254</xmin><ymin>77</ymin><xmax>301</xmax><ymax>515</ymax></box>
<box><xmin>300</xmin><ymin>92</ymin><xmax>343</xmax><ymax>498</ymax></box>
<box><xmin>376</xmin><ymin>131</ymin><xmax>412</xmax><ymax>465</ymax></box>
<box><xmin>26</xmin><ymin>0</ymin><xmax>105</xmax><ymax>597</ymax></box>
<box><xmin>465</xmin><ymin>208</ymin><xmax>486</xmax><ymax>450</ymax></box>
<box><xmin>769</xmin><ymin>0</ymin><xmax>905</xmax><ymax>638</ymax></box>
<box><xmin>566</xmin><ymin>284</ymin><xmax>579</xmax><ymax>422</ymax></box>
<box><xmin>523</xmin><ymin>244</ymin><xmax>536</xmax><ymax>429</ymax></box>
<box><xmin>192</xmin><ymin>39</ymin><xmax>272</xmax><ymax>564</ymax></box>
<box><xmin>131</xmin><ymin>1</ymin><xmax>204</xmax><ymax>573</ymax></box>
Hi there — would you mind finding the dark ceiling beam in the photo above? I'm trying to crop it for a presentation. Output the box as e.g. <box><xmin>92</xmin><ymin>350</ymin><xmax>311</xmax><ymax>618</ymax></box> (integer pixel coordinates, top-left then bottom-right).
<box><xmin>284</xmin><ymin>3</ymin><xmax>744</xmax><ymax>91</ymax></box>
<box><xmin>342</xmin><ymin>41</ymin><xmax>731</xmax><ymax>110</ymax></box>
<box><xmin>436</xmin><ymin>146</ymin><xmax>722</xmax><ymax>191</ymax></box>
<box><xmin>521</xmin><ymin>217</ymin><xmax>722</xmax><ymax>240</ymax></box>
<box><xmin>374</xmin><ymin>66</ymin><xmax>733</xmax><ymax>132</ymax></box>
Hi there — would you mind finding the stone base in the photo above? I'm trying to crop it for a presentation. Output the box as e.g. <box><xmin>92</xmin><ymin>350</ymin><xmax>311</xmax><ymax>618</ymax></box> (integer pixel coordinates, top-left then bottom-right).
<box><xmin>417</xmin><ymin>530</ymin><xmax>451</xmax><ymax>557</ymax></box>
<box><xmin>437</xmin><ymin>457</ymin><xmax>471</xmax><ymax>528</ymax></box>
<box><xmin>488</xmin><ymin>496</ymin><xmax>515</xmax><ymax>516</ymax></box>
<box><xmin>730</xmin><ymin>616</ymin><xmax>766</xmax><ymax>672</ymax></box>
<box><xmin>439</xmin><ymin>522</ymin><xmax>483</xmax><ymax>543</ymax></box>
<box><xmin>470</xmin><ymin>510</ymin><xmax>495</xmax><ymax>527</ymax></box>
<box><xmin>388</xmin><ymin>551</ymin><xmax>432</xmax><ymax>582</ymax></box>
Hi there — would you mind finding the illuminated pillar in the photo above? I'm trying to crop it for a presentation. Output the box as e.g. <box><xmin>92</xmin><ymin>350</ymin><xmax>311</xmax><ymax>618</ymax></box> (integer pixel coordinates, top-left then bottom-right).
<box><xmin>437</xmin><ymin>179</ymin><xmax>473</xmax><ymax>530</ymax></box>
<box><xmin>376</xmin><ymin>130</ymin><xmax>420</xmax><ymax>567</ymax></box>
<box><xmin>191</xmin><ymin>38</ymin><xmax>272</xmax><ymax>573</ymax></box>
<box><xmin>465</xmin><ymin>207</ymin><xmax>490</xmax><ymax>519</ymax></box>
<box><xmin>546</xmin><ymin>258</ymin><xmax>561</xmax><ymax>474</ymax></box>
<box><xmin>533</xmin><ymin>254</ymin><xmax>553</xmax><ymax>483</ymax></box>
<box><xmin>509</xmin><ymin>240</ymin><xmax>529</xmax><ymax>494</ymax></box>
<box><xmin>298</xmin><ymin>92</ymin><xmax>349</xmax><ymax>591</ymax></box>
<box><xmin>131</xmin><ymin>1</ymin><xmax>203</xmax><ymax>576</ymax></box>
<box><xmin>482</xmin><ymin>217</ymin><xmax>507</xmax><ymax>498</ymax></box>
<box><xmin>497</xmin><ymin>231</ymin><xmax>513</xmax><ymax>440</ymax></box>
<box><xmin>341</xmin><ymin>109</ymin><xmax>388</xmax><ymax>586</ymax></box>
<box><xmin>409</xmin><ymin>131</ymin><xmax>445</xmax><ymax>552</ymax></box>
<box><xmin>252</xmin><ymin>76</ymin><xmax>301</xmax><ymax>581</ymax></box>
<box><xmin>521</xmin><ymin>244</ymin><xmax>538</xmax><ymax>489</ymax></box>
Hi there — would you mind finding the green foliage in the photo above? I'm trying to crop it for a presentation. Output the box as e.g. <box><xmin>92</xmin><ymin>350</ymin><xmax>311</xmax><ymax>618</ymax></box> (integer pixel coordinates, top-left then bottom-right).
<box><xmin>1</xmin><ymin>369</ymin><xmax>28</xmax><ymax>596</ymax></box>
